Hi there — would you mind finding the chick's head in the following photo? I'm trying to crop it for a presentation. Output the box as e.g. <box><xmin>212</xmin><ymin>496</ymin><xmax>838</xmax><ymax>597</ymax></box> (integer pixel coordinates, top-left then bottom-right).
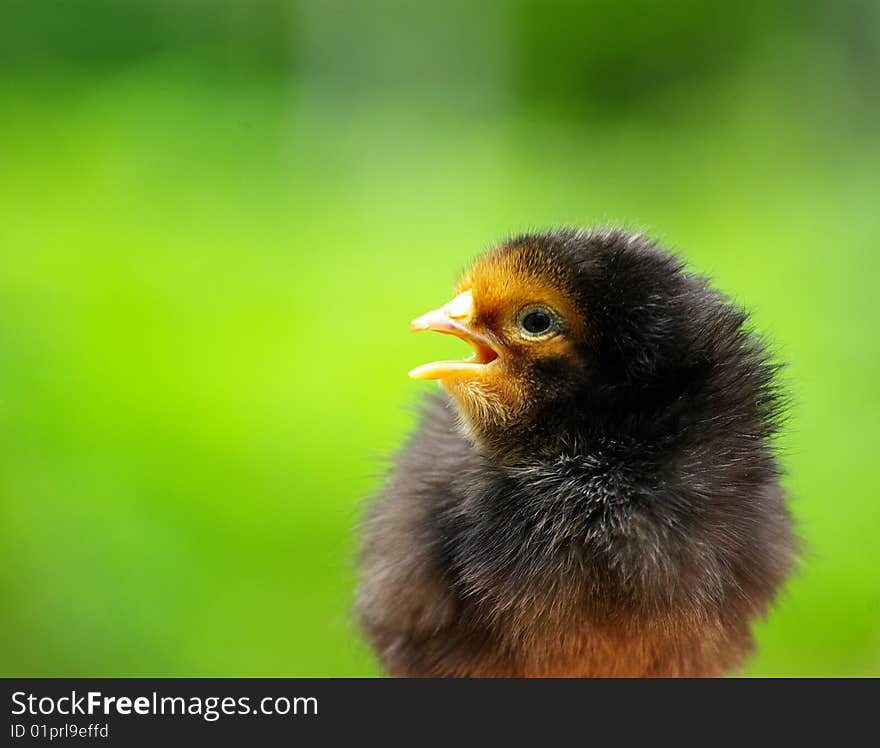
<box><xmin>409</xmin><ymin>228</ymin><xmax>750</xmax><ymax>459</ymax></box>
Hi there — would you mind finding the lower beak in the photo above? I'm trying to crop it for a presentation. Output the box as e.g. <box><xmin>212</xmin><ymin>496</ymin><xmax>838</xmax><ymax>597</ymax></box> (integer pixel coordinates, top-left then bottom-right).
<box><xmin>408</xmin><ymin>296</ymin><xmax>500</xmax><ymax>380</ymax></box>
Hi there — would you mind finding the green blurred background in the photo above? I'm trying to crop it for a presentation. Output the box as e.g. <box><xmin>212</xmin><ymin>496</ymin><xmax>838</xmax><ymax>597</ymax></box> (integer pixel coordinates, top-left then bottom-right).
<box><xmin>1</xmin><ymin>0</ymin><xmax>878</xmax><ymax>677</ymax></box>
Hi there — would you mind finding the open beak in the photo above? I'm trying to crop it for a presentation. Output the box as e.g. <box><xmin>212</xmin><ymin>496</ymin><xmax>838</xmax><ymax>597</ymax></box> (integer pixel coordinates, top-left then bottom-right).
<box><xmin>408</xmin><ymin>290</ymin><xmax>500</xmax><ymax>380</ymax></box>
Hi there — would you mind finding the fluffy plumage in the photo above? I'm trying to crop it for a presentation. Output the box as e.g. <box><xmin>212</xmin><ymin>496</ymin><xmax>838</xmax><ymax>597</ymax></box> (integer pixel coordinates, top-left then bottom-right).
<box><xmin>356</xmin><ymin>228</ymin><xmax>796</xmax><ymax>677</ymax></box>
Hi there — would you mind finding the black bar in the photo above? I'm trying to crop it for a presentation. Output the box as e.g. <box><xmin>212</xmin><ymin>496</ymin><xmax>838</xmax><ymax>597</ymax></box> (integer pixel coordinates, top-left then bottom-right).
<box><xmin>3</xmin><ymin>678</ymin><xmax>877</xmax><ymax>745</ymax></box>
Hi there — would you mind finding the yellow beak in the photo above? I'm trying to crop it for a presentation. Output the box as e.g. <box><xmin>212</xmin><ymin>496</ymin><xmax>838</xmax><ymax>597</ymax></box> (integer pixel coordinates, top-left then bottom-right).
<box><xmin>408</xmin><ymin>290</ymin><xmax>500</xmax><ymax>380</ymax></box>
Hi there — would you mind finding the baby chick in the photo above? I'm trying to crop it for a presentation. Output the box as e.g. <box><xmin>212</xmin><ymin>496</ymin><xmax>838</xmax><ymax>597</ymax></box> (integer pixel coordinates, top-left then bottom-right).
<box><xmin>356</xmin><ymin>228</ymin><xmax>796</xmax><ymax>677</ymax></box>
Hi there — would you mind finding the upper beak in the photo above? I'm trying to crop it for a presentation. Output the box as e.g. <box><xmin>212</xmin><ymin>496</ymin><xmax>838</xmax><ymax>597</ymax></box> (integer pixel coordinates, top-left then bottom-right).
<box><xmin>408</xmin><ymin>290</ymin><xmax>500</xmax><ymax>380</ymax></box>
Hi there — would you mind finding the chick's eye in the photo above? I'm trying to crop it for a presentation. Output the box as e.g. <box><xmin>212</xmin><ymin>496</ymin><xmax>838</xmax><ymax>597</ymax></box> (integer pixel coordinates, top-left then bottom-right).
<box><xmin>519</xmin><ymin>308</ymin><xmax>556</xmax><ymax>336</ymax></box>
